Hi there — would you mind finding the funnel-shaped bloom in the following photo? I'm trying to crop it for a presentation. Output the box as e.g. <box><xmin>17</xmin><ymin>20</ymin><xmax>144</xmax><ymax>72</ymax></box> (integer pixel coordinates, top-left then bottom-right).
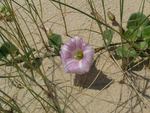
<box><xmin>60</xmin><ymin>36</ymin><xmax>94</xmax><ymax>74</ymax></box>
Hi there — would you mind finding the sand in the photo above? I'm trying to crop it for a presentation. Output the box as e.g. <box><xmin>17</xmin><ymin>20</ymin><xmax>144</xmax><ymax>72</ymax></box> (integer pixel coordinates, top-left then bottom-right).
<box><xmin>1</xmin><ymin>0</ymin><xmax>150</xmax><ymax>113</ymax></box>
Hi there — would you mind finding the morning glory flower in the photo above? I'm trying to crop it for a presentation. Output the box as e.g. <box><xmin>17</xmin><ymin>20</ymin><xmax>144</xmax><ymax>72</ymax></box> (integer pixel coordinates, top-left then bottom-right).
<box><xmin>60</xmin><ymin>36</ymin><xmax>94</xmax><ymax>74</ymax></box>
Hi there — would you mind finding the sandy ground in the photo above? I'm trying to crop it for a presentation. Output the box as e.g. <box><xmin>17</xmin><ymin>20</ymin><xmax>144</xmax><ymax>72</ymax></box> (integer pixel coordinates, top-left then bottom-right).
<box><xmin>1</xmin><ymin>0</ymin><xmax>150</xmax><ymax>113</ymax></box>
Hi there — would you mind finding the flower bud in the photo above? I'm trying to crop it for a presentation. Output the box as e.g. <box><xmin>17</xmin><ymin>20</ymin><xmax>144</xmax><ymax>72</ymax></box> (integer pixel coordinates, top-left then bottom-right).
<box><xmin>47</xmin><ymin>28</ymin><xmax>53</xmax><ymax>37</ymax></box>
<box><xmin>107</xmin><ymin>11</ymin><xmax>115</xmax><ymax>21</ymax></box>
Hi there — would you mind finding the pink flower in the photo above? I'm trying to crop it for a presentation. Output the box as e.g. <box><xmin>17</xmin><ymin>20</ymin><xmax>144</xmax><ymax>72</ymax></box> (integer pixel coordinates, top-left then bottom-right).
<box><xmin>60</xmin><ymin>36</ymin><xmax>94</xmax><ymax>74</ymax></box>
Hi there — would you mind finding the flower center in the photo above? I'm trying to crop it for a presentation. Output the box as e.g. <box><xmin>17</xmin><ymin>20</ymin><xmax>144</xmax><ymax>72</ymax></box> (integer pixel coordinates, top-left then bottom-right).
<box><xmin>74</xmin><ymin>50</ymin><xmax>84</xmax><ymax>60</ymax></box>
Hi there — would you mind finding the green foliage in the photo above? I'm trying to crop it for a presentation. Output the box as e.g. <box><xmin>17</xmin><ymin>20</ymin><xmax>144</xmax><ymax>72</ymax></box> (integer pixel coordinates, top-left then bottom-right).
<box><xmin>134</xmin><ymin>41</ymin><xmax>149</xmax><ymax>50</ymax></box>
<box><xmin>127</xmin><ymin>12</ymin><xmax>150</xmax><ymax>29</ymax></box>
<box><xmin>103</xmin><ymin>29</ymin><xmax>113</xmax><ymax>45</ymax></box>
<box><xmin>118</xmin><ymin>12</ymin><xmax>150</xmax><ymax>59</ymax></box>
<box><xmin>142</xmin><ymin>25</ymin><xmax>150</xmax><ymax>40</ymax></box>
<box><xmin>0</xmin><ymin>42</ymin><xmax>19</xmax><ymax>59</ymax></box>
<box><xmin>0</xmin><ymin>4</ymin><xmax>13</xmax><ymax>21</ymax></box>
<box><xmin>127</xmin><ymin>12</ymin><xmax>150</xmax><ymax>38</ymax></box>
<box><xmin>124</xmin><ymin>29</ymin><xmax>138</xmax><ymax>42</ymax></box>
<box><xmin>48</xmin><ymin>33</ymin><xmax>62</xmax><ymax>56</ymax></box>
<box><xmin>116</xmin><ymin>46</ymin><xmax>137</xmax><ymax>58</ymax></box>
<box><xmin>23</xmin><ymin>57</ymin><xmax>42</xmax><ymax>70</ymax></box>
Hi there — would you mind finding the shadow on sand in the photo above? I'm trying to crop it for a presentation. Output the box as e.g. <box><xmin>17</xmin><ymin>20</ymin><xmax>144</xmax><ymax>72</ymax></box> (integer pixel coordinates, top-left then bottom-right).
<box><xmin>74</xmin><ymin>62</ymin><xmax>112</xmax><ymax>90</ymax></box>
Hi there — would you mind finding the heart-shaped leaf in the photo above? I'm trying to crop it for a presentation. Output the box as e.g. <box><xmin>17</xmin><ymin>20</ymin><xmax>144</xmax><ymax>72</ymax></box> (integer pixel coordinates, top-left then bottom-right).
<box><xmin>127</xmin><ymin>12</ymin><xmax>150</xmax><ymax>29</ymax></box>
<box><xmin>103</xmin><ymin>29</ymin><xmax>113</xmax><ymax>45</ymax></box>
<box><xmin>48</xmin><ymin>33</ymin><xmax>62</xmax><ymax>55</ymax></box>
<box><xmin>127</xmin><ymin>12</ymin><xmax>150</xmax><ymax>38</ymax></box>
<box><xmin>0</xmin><ymin>42</ymin><xmax>19</xmax><ymax>58</ymax></box>
<box><xmin>116</xmin><ymin>46</ymin><xmax>137</xmax><ymax>58</ymax></box>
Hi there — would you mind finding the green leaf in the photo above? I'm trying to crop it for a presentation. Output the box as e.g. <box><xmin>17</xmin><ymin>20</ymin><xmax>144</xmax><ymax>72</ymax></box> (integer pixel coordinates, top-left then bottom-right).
<box><xmin>116</xmin><ymin>46</ymin><xmax>137</xmax><ymax>58</ymax></box>
<box><xmin>116</xmin><ymin>46</ymin><xmax>128</xmax><ymax>58</ymax></box>
<box><xmin>134</xmin><ymin>41</ymin><xmax>149</xmax><ymax>50</ymax></box>
<box><xmin>142</xmin><ymin>25</ymin><xmax>150</xmax><ymax>39</ymax></box>
<box><xmin>0</xmin><ymin>4</ymin><xmax>5</xmax><ymax>12</ymax></box>
<box><xmin>127</xmin><ymin>12</ymin><xmax>150</xmax><ymax>38</ymax></box>
<box><xmin>127</xmin><ymin>12</ymin><xmax>150</xmax><ymax>29</ymax></box>
<box><xmin>48</xmin><ymin>33</ymin><xmax>62</xmax><ymax>55</ymax></box>
<box><xmin>0</xmin><ymin>42</ymin><xmax>19</xmax><ymax>58</ymax></box>
<box><xmin>128</xmin><ymin>49</ymin><xmax>137</xmax><ymax>58</ymax></box>
<box><xmin>124</xmin><ymin>29</ymin><xmax>138</xmax><ymax>42</ymax></box>
<box><xmin>103</xmin><ymin>29</ymin><xmax>113</xmax><ymax>45</ymax></box>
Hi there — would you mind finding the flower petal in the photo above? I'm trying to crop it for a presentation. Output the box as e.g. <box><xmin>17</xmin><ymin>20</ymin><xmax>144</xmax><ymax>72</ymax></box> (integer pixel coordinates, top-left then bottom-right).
<box><xmin>79</xmin><ymin>56</ymin><xmax>93</xmax><ymax>73</ymax></box>
<box><xmin>64</xmin><ymin>59</ymin><xmax>82</xmax><ymax>74</ymax></box>
<box><xmin>60</xmin><ymin>36</ymin><xmax>94</xmax><ymax>74</ymax></box>
<box><xmin>79</xmin><ymin>45</ymin><xmax>94</xmax><ymax>73</ymax></box>
<box><xmin>71</xmin><ymin>36</ymin><xmax>83</xmax><ymax>49</ymax></box>
<box><xmin>83</xmin><ymin>46</ymin><xmax>95</xmax><ymax>59</ymax></box>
